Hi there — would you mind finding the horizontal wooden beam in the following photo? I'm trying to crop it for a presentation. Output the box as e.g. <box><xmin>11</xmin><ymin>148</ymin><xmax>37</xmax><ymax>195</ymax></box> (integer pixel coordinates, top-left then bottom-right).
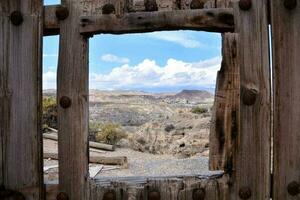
<box><xmin>80</xmin><ymin>8</ymin><xmax>234</xmax><ymax>35</ymax></box>
<box><xmin>44</xmin><ymin>6</ymin><xmax>234</xmax><ymax>36</ymax></box>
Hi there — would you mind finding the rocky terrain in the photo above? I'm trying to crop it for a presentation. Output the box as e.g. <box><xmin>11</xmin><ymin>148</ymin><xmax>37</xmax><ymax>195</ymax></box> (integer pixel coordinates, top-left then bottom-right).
<box><xmin>88</xmin><ymin>89</ymin><xmax>214</xmax><ymax>158</ymax></box>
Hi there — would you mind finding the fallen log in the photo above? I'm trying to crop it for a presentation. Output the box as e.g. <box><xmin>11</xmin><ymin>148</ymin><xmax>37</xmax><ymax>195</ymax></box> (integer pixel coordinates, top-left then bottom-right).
<box><xmin>43</xmin><ymin>133</ymin><xmax>115</xmax><ymax>151</ymax></box>
<box><xmin>44</xmin><ymin>152</ymin><xmax>128</xmax><ymax>167</ymax></box>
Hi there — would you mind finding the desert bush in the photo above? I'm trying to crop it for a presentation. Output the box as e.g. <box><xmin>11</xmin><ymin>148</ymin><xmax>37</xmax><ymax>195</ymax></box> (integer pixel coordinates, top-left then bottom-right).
<box><xmin>191</xmin><ymin>106</ymin><xmax>208</xmax><ymax>114</ymax></box>
<box><xmin>95</xmin><ymin>123</ymin><xmax>127</xmax><ymax>145</ymax></box>
<box><xmin>43</xmin><ymin>97</ymin><xmax>57</xmax><ymax>131</ymax></box>
<box><xmin>165</xmin><ymin>124</ymin><xmax>175</xmax><ymax>132</ymax></box>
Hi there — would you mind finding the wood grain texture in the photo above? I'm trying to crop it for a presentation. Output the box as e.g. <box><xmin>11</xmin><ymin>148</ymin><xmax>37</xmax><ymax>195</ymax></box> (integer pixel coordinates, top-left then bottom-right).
<box><xmin>0</xmin><ymin>0</ymin><xmax>43</xmax><ymax>199</ymax></box>
<box><xmin>271</xmin><ymin>0</ymin><xmax>300</xmax><ymax>199</ymax></box>
<box><xmin>232</xmin><ymin>1</ymin><xmax>271</xmax><ymax>199</ymax></box>
<box><xmin>209</xmin><ymin>33</ymin><xmax>239</xmax><ymax>171</ymax></box>
<box><xmin>57</xmin><ymin>0</ymin><xmax>89</xmax><ymax>199</ymax></box>
<box><xmin>43</xmin><ymin>5</ymin><xmax>60</xmax><ymax>36</ymax></box>
<box><xmin>79</xmin><ymin>8</ymin><xmax>234</xmax><ymax>35</ymax></box>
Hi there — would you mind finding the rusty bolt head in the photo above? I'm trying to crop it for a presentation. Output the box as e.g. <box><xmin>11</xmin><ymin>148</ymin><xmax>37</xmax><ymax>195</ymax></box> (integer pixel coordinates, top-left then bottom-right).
<box><xmin>145</xmin><ymin>0</ymin><xmax>158</xmax><ymax>12</ymax></box>
<box><xmin>239</xmin><ymin>0</ymin><xmax>252</xmax><ymax>10</ymax></box>
<box><xmin>284</xmin><ymin>0</ymin><xmax>297</xmax><ymax>9</ymax></box>
<box><xmin>10</xmin><ymin>11</ymin><xmax>23</xmax><ymax>26</ymax></box>
<box><xmin>102</xmin><ymin>191</ymin><xmax>116</xmax><ymax>200</ymax></box>
<box><xmin>287</xmin><ymin>181</ymin><xmax>300</xmax><ymax>196</ymax></box>
<box><xmin>193</xmin><ymin>188</ymin><xmax>206</xmax><ymax>200</ymax></box>
<box><xmin>190</xmin><ymin>0</ymin><xmax>205</xmax><ymax>9</ymax></box>
<box><xmin>242</xmin><ymin>85</ymin><xmax>259</xmax><ymax>106</ymax></box>
<box><xmin>59</xmin><ymin>96</ymin><xmax>72</xmax><ymax>109</ymax></box>
<box><xmin>102</xmin><ymin>4</ymin><xmax>116</xmax><ymax>15</ymax></box>
<box><xmin>239</xmin><ymin>187</ymin><xmax>252</xmax><ymax>199</ymax></box>
<box><xmin>56</xmin><ymin>6</ymin><xmax>69</xmax><ymax>20</ymax></box>
<box><xmin>148</xmin><ymin>190</ymin><xmax>160</xmax><ymax>200</ymax></box>
<box><xmin>57</xmin><ymin>192</ymin><xmax>69</xmax><ymax>200</ymax></box>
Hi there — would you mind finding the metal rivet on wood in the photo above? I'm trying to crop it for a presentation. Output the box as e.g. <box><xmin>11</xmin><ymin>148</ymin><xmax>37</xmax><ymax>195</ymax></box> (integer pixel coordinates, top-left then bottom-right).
<box><xmin>102</xmin><ymin>4</ymin><xmax>116</xmax><ymax>15</ymax></box>
<box><xmin>10</xmin><ymin>11</ymin><xmax>23</xmax><ymax>26</ymax></box>
<box><xmin>190</xmin><ymin>0</ymin><xmax>205</xmax><ymax>9</ymax></box>
<box><xmin>148</xmin><ymin>190</ymin><xmax>160</xmax><ymax>200</ymax></box>
<box><xmin>145</xmin><ymin>0</ymin><xmax>158</xmax><ymax>12</ymax></box>
<box><xmin>239</xmin><ymin>187</ymin><xmax>252</xmax><ymax>199</ymax></box>
<box><xmin>55</xmin><ymin>6</ymin><xmax>69</xmax><ymax>20</ymax></box>
<box><xmin>102</xmin><ymin>191</ymin><xmax>116</xmax><ymax>200</ymax></box>
<box><xmin>241</xmin><ymin>85</ymin><xmax>259</xmax><ymax>106</ymax></box>
<box><xmin>57</xmin><ymin>192</ymin><xmax>69</xmax><ymax>200</ymax></box>
<box><xmin>193</xmin><ymin>188</ymin><xmax>206</xmax><ymax>200</ymax></box>
<box><xmin>284</xmin><ymin>0</ymin><xmax>297</xmax><ymax>9</ymax></box>
<box><xmin>287</xmin><ymin>181</ymin><xmax>300</xmax><ymax>196</ymax></box>
<box><xmin>239</xmin><ymin>0</ymin><xmax>252</xmax><ymax>10</ymax></box>
<box><xmin>59</xmin><ymin>96</ymin><xmax>72</xmax><ymax>109</ymax></box>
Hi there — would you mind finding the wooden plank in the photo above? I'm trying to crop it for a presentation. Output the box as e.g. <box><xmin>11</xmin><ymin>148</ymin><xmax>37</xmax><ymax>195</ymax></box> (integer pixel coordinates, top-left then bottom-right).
<box><xmin>57</xmin><ymin>0</ymin><xmax>89</xmax><ymax>199</ymax></box>
<box><xmin>209</xmin><ymin>33</ymin><xmax>239</xmax><ymax>171</ymax></box>
<box><xmin>44</xmin><ymin>5</ymin><xmax>60</xmax><ymax>36</ymax></box>
<box><xmin>0</xmin><ymin>0</ymin><xmax>43</xmax><ymax>199</ymax></box>
<box><xmin>232</xmin><ymin>1</ymin><xmax>271</xmax><ymax>199</ymax></box>
<box><xmin>79</xmin><ymin>8</ymin><xmax>234</xmax><ymax>35</ymax></box>
<box><xmin>271</xmin><ymin>1</ymin><xmax>300</xmax><ymax>199</ymax></box>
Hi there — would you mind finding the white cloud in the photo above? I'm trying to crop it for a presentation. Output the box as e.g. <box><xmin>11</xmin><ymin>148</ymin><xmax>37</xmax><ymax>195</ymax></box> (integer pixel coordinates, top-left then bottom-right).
<box><xmin>101</xmin><ymin>54</ymin><xmax>130</xmax><ymax>64</ymax></box>
<box><xmin>90</xmin><ymin>57</ymin><xmax>221</xmax><ymax>90</ymax></box>
<box><xmin>42</xmin><ymin>57</ymin><xmax>221</xmax><ymax>91</ymax></box>
<box><xmin>43</xmin><ymin>54</ymin><xmax>58</xmax><ymax>58</ymax></box>
<box><xmin>146</xmin><ymin>31</ymin><xmax>202</xmax><ymax>48</ymax></box>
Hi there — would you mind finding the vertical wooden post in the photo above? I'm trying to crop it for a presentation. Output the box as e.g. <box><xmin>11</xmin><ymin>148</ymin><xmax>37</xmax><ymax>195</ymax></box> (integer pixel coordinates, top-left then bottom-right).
<box><xmin>232</xmin><ymin>0</ymin><xmax>271</xmax><ymax>199</ymax></box>
<box><xmin>209</xmin><ymin>33</ymin><xmax>239</xmax><ymax>171</ymax></box>
<box><xmin>57</xmin><ymin>0</ymin><xmax>89</xmax><ymax>199</ymax></box>
<box><xmin>271</xmin><ymin>0</ymin><xmax>300</xmax><ymax>199</ymax></box>
<box><xmin>0</xmin><ymin>0</ymin><xmax>43</xmax><ymax>199</ymax></box>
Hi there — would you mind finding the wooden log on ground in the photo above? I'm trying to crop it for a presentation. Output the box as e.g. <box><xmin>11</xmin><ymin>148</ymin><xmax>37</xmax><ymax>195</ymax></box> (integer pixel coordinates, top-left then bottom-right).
<box><xmin>79</xmin><ymin>8</ymin><xmax>234</xmax><ymax>35</ymax></box>
<box><xmin>43</xmin><ymin>133</ymin><xmax>115</xmax><ymax>151</ymax></box>
<box><xmin>0</xmin><ymin>0</ymin><xmax>44</xmax><ymax>199</ymax></box>
<box><xmin>44</xmin><ymin>153</ymin><xmax>127</xmax><ymax>167</ymax></box>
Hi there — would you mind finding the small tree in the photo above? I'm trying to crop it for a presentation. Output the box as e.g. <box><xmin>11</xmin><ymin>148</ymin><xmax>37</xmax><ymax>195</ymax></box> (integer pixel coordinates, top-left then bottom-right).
<box><xmin>95</xmin><ymin>123</ymin><xmax>127</xmax><ymax>145</ymax></box>
<box><xmin>42</xmin><ymin>97</ymin><xmax>57</xmax><ymax>131</ymax></box>
<box><xmin>191</xmin><ymin>106</ymin><xmax>208</xmax><ymax>114</ymax></box>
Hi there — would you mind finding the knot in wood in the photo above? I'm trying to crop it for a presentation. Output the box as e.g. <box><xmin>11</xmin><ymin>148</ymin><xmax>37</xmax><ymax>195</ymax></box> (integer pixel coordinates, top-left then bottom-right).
<box><xmin>239</xmin><ymin>187</ymin><xmax>252</xmax><ymax>199</ymax></box>
<box><xmin>103</xmin><ymin>191</ymin><xmax>116</xmax><ymax>200</ymax></box>
<box><xmin>193</xmin><ymin>188</ymin><xmax>206</xmax><ymax>200</ymax></box>
<box><xmin>10</xmin><ymin>11</ymin><xmax>23</xmax><ymax>26</ymax></box>
<box><xmin>59</xmin><ymin>96</ymin><xmax>72</xmax><ymax>109</ymax></box>
<box><xmin>55</xmin><ymin>6</ymin><xmax>69</xmax><ymax>20</ymax></box>
<box><xmin>190</xmin><ymin>0</ymin><xmax>205</xmax><ymax>9</ymax></box>
<box><xmin>284</xmin><ymin>0</ymin><xmax>297</xmax><ymax>9</ymax></box>
<box><xmin>287</xmin><ymin>181</ymin><xmax>300</xmax><ymax>196</ymax></box>
<box><xmin>148</xmin><ymin>190</ymin><xmax>160</xmax><ymax>200</ymax></box>
<box><xmin>102</xmin><ymin>4</ymin><xmax>116</xmax><ymax>15</ymax></box>
<box><xmin>57</xmin><ymin>192</ymin><xmax>69</xmax><ymax>200</ymax></box>
<box><xmin>242</xmin><ymin>85</ymin><xmax>259</xmax><ymax>106</ymax></box>
<box><xmin>145</xmin><ymin>0</ymin><xmax>158</xmax><ymax>12</ymax></box>
<box><xmin>239</xmin><ymin>0</ymin><xmax>252</xmax><ymax>10</ymax></box>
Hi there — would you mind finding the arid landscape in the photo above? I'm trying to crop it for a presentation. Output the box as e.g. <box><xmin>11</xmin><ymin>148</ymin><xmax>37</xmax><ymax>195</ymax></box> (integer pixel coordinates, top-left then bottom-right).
<box><xmin>43</xmin><ymin>89</ymin><xmax>214</xmax><ymax>179</ymax></box>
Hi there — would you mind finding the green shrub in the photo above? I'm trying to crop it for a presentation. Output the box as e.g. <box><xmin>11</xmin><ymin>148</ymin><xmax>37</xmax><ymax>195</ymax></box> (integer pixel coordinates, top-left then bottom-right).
<box><xmin>95</xmin><ymin>123</ymin><xmax>127</xmax><ymax>145</ymax></box>
<box><xmin>191</xmin><ymin>106</ymin><xmax>208</xmax><ymax>114</ymax></box>
<box><xmin>42</xmin><ymin>97</ymin><xmax>57</xmax><ymax>131</ymax></box>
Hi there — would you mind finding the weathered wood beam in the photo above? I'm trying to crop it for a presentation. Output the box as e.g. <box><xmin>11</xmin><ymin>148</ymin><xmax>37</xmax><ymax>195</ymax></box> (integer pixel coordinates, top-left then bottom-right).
<box><xmin>43</xmin><ymin>6</ymin><xmax>234</xmax><ymax>36</ymax></box>
<box><xmin>0</xmin><ymin>1</ymin><xmax>44</xmax><ymax>199</ymax></box>
<box><xmin>79</xmin><ymin>8</ymin><xmax>234</xmax><ymax>35</ymax></box>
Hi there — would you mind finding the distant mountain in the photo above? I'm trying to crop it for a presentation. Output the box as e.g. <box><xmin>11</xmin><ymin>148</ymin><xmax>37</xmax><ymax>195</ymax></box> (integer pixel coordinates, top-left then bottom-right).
<box><xmin>165</xmin><ymin>90</ymin><xmax>214</xmax><ymax>102</ymax></box>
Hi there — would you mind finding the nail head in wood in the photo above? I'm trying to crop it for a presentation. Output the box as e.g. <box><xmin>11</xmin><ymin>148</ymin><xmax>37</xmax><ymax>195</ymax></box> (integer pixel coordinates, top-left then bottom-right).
<box><xmin>287</xmin><ymin>181</ymin><xmax>300</xmax><ymax>196</ymax></box>
<box><xmin>102</xmin><ymin>191</ymin><xmax>116</xmax><ymax>200</ymax></box>
<box><xmin>10</xmin><ymin>11</ymin><xmax>23</xmax><ymax>26</ymax></box>
<box><xmin>148</xmin><ymin>190</ymin><xmax>160</xmax><ymax>200</ymax></box>
<box><xmin>190</xmin><ymin>0</ymin><xmax>205</xmax><ymax>9</ymax></box>
<box><xmin>60</xmin><ymin>96</ymin><xmax>72</xmax><ymax>109</ymax></box>
<box><xmin>102</xmin><ymin>4</ymin><xmax>116</xmax><ymax>15</ymax></box>
<box><xmin>145</xmin><ymin>0</ymin><xmax>158</xmax><ymax>12</ymax></box>
<box><xmin>193</xmin><ymin>188</ymin><xmax>206</xmax><ymax>200</ymax></box>
<box><xmin>56</xmin><ymin>6</ymin><xmax>69</xmax><ymax>20</ymax></box>
<box><xmin>57</xmin><ymin>192</ymin><xmax>69</xmax><ymax>200</ymax></box>
<box><xmin>284</xmin><ymin>0</ymin><xmax>297</xmax><ymax>9</ymax></box>
<box><xmin>242</xmin><ymin>85</ymin><xmax>259</xmax><ymax>106</ymax></box>
<box><xmin>239</xmin><ymin>0</ymin><xmax>252</xmax><ymax>10</ymax></box>
<box><xmin>239</xmin><ymin>187</ymin><xmax>252</xmax><ymax>199</ymax></box>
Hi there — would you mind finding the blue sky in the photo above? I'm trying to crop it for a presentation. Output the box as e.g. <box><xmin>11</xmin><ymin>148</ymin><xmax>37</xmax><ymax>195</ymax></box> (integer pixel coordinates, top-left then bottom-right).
<box><xmin>43</xmin><ymin>0</ymin><xmax>222</xmax><ymax>93</ymax></box>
